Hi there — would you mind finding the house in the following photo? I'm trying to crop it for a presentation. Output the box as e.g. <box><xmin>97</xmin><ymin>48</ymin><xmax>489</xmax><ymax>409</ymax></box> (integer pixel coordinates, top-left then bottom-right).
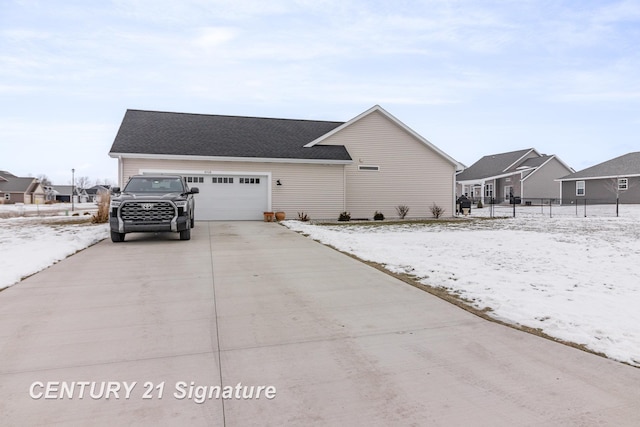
<box><xmin>557</xmin><ymin>152</ymin><xmax>640</xmax><ymax>204</ymax></box>
<box><xmin>84</xmin><ymin>185</ymin><xmax>110</xmax><ymax>203</ymax></box>
<box><xmin>0</xmin><ymin>171</ymin><xmax>45</xmax><ymax>204</ymax></box>
<box><xmin>456</xmin><ymin>148</ymin><xmax>574</xmax><ymax>204</ymax></box>
<box><xmin>49</xmin><ymin>185</ymin><xmax>73</xmax><ymax>203</ymax></box>
<box><xmin>108</xmin><ymin>105</ymin><xmax>462</xmax><ymax>220</ymax></box>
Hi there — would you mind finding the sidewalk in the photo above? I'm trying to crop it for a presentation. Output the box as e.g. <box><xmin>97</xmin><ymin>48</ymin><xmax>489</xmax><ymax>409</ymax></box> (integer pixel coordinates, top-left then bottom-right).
<box><xmin>1</xmin><ymin>221</ymin><xmax>639</xmax><ymax>426</ymax></box>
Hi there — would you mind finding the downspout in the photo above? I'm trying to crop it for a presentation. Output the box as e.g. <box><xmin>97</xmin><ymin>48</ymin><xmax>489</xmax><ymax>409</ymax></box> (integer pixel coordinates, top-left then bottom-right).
<box><xmin>118</xmin><ymin>156</ymin><xmax>124</xmax><ymax>187</ymax></box>
<box><xmin>343</xmin><ymin>165</ymin><xmax>347</xmax><ymax>212</ymax></box>
<box><xmin>452</xmin><ymin>170</ymin><xmax>456</xmax><ymax>217</ymax></box>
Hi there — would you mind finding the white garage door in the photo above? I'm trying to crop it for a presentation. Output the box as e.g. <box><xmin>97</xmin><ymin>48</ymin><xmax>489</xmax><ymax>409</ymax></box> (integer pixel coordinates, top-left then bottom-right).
<box><xmin>186</xmin><ymin>174</ymin><xmax>269</xmax><ymax>220</ymax></box>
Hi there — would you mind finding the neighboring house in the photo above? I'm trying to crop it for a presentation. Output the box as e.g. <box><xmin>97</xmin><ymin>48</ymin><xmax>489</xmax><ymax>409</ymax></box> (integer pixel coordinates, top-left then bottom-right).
<box><xmin>84</xmin><ymin>185</ymin><xmax>110</xmax><ymax>203</ymax></box>
<box><xmin>50</xmin><ymin>185</ymin><xmax>72</xmax><ymax>202</ymax></box>
<box><xmin>0</xmin><ymin>170</ymin><xmax>45</xmax><ymax>204</ymax></box>
<box><xmin>456</xmin><ymin>148</ymin><xmax>574</xmax><ymax>204</ymax></box>
<box><xmin>557</xmin><ymin>152</ymin><xmax>640</xmax><ymax>204</ymax></box>
<box><xmin>48</xmin><ymin>185</ymin><xmax>90</xmax><ymax>203</ymax></box>
<box><xmin>108</xmin><ymin>105</ymin><xmax>462</xmax><ymax>220</ymax></box>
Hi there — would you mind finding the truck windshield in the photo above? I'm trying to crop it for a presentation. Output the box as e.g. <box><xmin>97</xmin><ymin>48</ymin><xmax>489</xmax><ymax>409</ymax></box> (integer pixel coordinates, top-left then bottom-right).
<box><xmin>124</xmin><ymin>178</ymin><xmax>183</xmax><ymax>193</ymax></box>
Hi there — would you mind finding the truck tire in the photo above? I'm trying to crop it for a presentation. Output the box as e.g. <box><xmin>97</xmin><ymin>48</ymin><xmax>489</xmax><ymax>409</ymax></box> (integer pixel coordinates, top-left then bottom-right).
<box><xmin>180</xmin><ymin>228</ymin><xmax>191</xmax><ymax>241</ymax></box>
<box><xmin>190</xmin><ymin>212</ymin><xmax>195</xmax><ymax>228</ymax></box>
<box><xmin>111</xmin><ymin>231</ymin><xmax>125</xmax><ymax>242</ymax></box>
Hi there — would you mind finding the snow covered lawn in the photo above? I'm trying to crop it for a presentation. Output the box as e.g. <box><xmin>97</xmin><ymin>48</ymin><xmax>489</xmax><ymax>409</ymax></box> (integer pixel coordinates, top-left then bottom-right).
<box><xmin>283</xmin><ymin>206</ymin><xmax>640</xmax><ymax>367</ymax></box>
<box><xmin>0</xmin><ymin>203</ymin><xmax>108</xmax><ymax>290</ymax></box>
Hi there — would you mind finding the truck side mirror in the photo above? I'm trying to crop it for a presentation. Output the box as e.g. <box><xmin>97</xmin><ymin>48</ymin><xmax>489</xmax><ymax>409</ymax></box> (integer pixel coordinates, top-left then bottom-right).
<box><xmin>111</xmin><ymin>187</ymin><xmax>121</xmax><ymax>194</ymax></box>
<box><xmin>190</xmin><ymin>187</ymin><xmax>199</xmax><ymax>194</ymax></box>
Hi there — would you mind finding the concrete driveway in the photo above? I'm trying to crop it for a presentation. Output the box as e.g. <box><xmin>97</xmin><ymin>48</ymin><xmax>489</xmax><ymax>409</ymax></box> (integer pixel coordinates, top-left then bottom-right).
<box><xmin>1</xmin><ymin>222</ymin><xmax>639</xmax><ymax>426</ymax></box>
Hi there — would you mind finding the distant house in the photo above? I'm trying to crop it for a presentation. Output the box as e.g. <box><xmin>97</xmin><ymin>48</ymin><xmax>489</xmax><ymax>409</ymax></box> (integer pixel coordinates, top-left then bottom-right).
<box><xmin>0</xmin><ymin>171</ymin><xmax>45</xmax><ymax>204</ymax></box>
<box><xmin>49</xmin><ymin>185</ymin><xmax>73</xmax><ymax>203</ymax></box>
<box><xmin>84</xmin><ymin>185</ymin><xmax>110</xmax><ymax>203</ymax></box>
<box><xmin>48</xmin><ymin>185</ymin><xmax>90</xmax><ymax>203</ymax></box>
<box><xmin>456</xmin><ymin>148</ymin><xmax>574</xmax><ymax>204</ymax></box>
<box><xmin>557</xmin><ymin>152</ymin><xmax>640</xmax><ymax>204</ymax></box>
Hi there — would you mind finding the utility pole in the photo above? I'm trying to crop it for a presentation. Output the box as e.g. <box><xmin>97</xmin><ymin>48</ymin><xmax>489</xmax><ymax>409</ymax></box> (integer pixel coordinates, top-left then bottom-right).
<box><xmin>71</xmin><ymin>168</ymin><xmax>75</xmax><ymax>212</ymax></box>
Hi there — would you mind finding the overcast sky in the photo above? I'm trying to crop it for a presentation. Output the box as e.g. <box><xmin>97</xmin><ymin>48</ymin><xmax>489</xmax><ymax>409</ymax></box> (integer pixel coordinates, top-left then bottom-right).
<box><xmin>1</xmin><ymin>0</ymin><xmax>639</xmax><ymax>185</ymax></box>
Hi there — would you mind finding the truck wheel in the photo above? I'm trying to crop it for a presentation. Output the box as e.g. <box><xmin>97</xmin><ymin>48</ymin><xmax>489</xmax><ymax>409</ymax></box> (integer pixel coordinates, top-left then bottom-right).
<box><xmin>110</xmin><ymin>231</ymin><xmax>125</xmax><ymax>242</ymax></box>
<box><xmin>190</xmin><ymin>212</ymin><xmax>195</xmax><ymax>228</ymax></box>
<box><xmin>180</xmin><ymin>228</ymin><xmax>191</xmax><ymax>241</ymax></box>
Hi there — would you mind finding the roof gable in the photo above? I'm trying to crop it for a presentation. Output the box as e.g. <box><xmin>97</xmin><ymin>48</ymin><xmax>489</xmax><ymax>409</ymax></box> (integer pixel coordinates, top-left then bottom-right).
<box><xmin>457</xmin><ymin>148</ymin><xmax>536</xmax><ymax>181</ymax></box>
<box><xmin>109</xmin><ymin>110</ymin><xmax>352</xmax><ymax>163</ymax></box>
<box><xmin>558</xmin><ymin>152</ymin><xmax>640</xmax><ymax>180</ymax></box>
<box><xmin>304</xmin><ymin>105</ymin><xmax>461</xmax><ymax>168</ymax></box>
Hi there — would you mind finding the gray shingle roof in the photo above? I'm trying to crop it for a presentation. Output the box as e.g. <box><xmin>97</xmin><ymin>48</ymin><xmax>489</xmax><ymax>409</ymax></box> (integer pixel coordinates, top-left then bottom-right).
<box><xmin>0</xmin><ymin>172</ymin><xmax>37</xmax><ymax>193</ymax></box>
<box><xmin>456</xmin><ymin>149</ymin><xmax>534</xmax><ymax>181</ymax></box>
<box><xmin>109</xmin><ymin>110</ymin><xmax>352</xmax><ymax>162</ymax></box>
<box><xmin>558</xmin><ymin>152</ymin><xmax>640</xmax><ymax>180</ymax></box>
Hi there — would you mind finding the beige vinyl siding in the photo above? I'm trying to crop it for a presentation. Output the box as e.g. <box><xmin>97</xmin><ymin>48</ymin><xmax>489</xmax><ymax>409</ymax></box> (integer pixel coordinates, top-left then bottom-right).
<box><xmin>120</xmin><ymin>157</ymin><xmax>345</xmax><ymax>220</ymax></box>
<box><xmin>319</xmin><ymin>110</ymin><xmax>455</xmax><ymax>218</ymax></box>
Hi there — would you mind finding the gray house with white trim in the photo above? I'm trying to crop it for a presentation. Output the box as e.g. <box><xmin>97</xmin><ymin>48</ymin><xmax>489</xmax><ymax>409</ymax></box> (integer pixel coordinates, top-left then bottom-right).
<box><xmin>557</xmin><ymin>152</ymin><xmax>640</xmax><ymax>204</ymax></box>
<box><xmin>108</xmin><ymin>105</ymin><xmax>462</xmax><ymax>220</ymax></box>
<box><xmin>456</xmin><ymin>148</ymin><xmax>574</xmax><ymax>204</ymax></box>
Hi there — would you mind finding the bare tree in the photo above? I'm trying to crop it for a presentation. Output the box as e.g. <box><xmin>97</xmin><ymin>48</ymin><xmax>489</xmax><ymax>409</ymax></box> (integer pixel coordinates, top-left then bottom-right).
<box><xmin>604</xmin><ymin>177</ymin><xmax>638</xmax><ymax>216</ymax></box>
<box><xmin>37</xmin><ymin>174</ymin><xmax>52</xmax><ymax>186</ymax></box>
<box><xmin>75</xmin><ymin>176</ymin><xmax>92</xmax><ymax>190</ymax></box>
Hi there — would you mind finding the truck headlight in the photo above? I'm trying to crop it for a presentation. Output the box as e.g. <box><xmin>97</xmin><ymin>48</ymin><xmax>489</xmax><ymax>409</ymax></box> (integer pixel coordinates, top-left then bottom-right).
<box><xmin>110</xmin><ymin>200</ymin><xmax>122</xmax><ymax>208</ymax></box>
<box><xmin>174</xmin><ymin>200</ymin><xmax>187</xmax><ymax>208</ymax></box>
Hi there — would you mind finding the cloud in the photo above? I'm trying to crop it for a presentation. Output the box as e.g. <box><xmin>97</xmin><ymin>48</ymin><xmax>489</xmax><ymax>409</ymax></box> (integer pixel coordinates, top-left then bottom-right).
<box><xmin>193</xmin><ymin>27</ymin><xmax>237</xmax><ymax>48</ymax></box>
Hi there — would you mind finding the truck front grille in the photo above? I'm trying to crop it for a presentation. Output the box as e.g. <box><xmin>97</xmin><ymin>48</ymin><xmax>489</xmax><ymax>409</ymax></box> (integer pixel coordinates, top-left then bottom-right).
<box><xmin>120</xmin><ymin>201</ymin><xmax>175</xmax><ymax>222</ymax></box>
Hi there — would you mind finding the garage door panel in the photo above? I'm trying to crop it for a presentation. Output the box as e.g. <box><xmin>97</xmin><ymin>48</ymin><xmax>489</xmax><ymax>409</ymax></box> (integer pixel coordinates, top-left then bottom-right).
<box><xmin>192</xmin><ymin>174</ymin><xmax>268</xmax><ymax>221</ymax></box>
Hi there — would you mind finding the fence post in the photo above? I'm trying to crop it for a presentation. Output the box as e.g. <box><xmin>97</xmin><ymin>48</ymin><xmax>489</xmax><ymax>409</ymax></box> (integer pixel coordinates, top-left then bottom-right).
<box><xmin>616</xmin><ymin>197</ymin><xmax>619</xmax><ymax>217</ymax></box>
<box><xmin>550</xmin><ymin>199</ymin><xmax>552</xmax><ymax>218</ymax></box>
<box><xmin>513</xmin><ymin>198</ymin><xmax>516</xmax><ymax>218</ymax></box>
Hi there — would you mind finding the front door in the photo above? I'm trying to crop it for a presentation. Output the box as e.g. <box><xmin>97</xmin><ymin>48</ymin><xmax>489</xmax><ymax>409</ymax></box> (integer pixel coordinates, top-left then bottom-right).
<box><xmin>504</xmin><ymin>185</ymin><xmax>513</xmax><ymax>202</ymax></box>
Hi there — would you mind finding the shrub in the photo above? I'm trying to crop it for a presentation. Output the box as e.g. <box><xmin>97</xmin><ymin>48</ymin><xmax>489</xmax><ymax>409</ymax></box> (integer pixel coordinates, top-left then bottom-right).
<box><xmin>396</xmin><ymin>205</ymin><xmax>409</xmax><ymax>219</ymax></box>
<box><xmin>338</xmin><ymin>211</ymin><xmax>351</xmax><ymax>221</ymax></box>
<box><xmin>297</xmin><ymin>211</ymin><xmax>310</xmax><ymax>222</ymax></box>
<box><xmin>373</xmin><ymin>211</ymin><xmax>384</xmax><ymax>221</ymax></box>
<box><xmin>430</xmin><ymin>203</ymin><xmax>445</xmax><ymax>219</ymax></box>
<box><xmin>91</xmin><ymin>190</ymin><xmax>110</xmax><ymax>224</ymax></box>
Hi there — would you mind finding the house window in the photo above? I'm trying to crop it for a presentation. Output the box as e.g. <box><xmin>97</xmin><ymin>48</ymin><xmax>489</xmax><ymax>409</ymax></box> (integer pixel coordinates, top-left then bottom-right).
<box><xmin>618</xmin><ymin>178</ymin><xmax>628</xmax><ymax>191</ymax></box>
<box><xmin>186</xmin><ymin>176</ymin><xmax>204</xmax><ymax>183</ymax></box>
<box><xmin>484</xmin><ymin>183</ymin><xmax>494</xmax><ymax>198</ymax></box>
<box><xmin>358</xmin><ymin>165</ymin><xmax>379</xmax><ymax>171</ymax></box>
<box><xmin>576</xmin><ymin>181</ymin><xmax>585</xmax><ymax>196</ymax></box>
<box><xmin>213</xmin><ymin>177</ymin><xmax>234</xmax><ymax>184</ymax></box>
<box><xmin>239</xmin><ymin>177</ymin><xmax>260</xmax><ymax>184</ymax></box>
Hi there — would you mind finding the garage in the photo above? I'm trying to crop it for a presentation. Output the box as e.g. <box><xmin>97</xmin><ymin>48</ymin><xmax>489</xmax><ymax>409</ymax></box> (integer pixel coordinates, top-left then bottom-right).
<box><xmin>185</xmin><ymin>173</ymin><xmax>270</xmax><ymax>221</ymax></box>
